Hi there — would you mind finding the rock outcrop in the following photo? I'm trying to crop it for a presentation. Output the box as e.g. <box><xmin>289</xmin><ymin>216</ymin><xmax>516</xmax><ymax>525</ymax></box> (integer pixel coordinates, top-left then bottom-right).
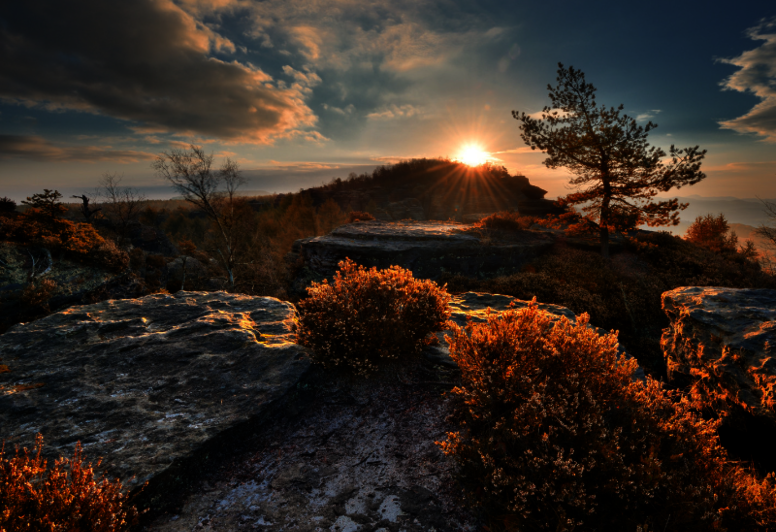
<box><xmin>0</xmin><ymin>291</ymin><xmax>310</xmax><ymax>504</ymax></box>
<box><xmin>662</xmin><ymin>287</ymin><xmax>776</xmax><ymax>420</ymax></box>
<box><xmin>289</xmin><ymin>220</ymin><xmax>555</xmax><ymax>295</ymax></box>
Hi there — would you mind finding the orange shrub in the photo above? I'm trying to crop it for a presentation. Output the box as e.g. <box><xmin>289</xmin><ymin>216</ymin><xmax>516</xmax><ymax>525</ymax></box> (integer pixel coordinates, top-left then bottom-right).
<box><xmin>347</xmin><ymin>211</ymin><xmax>375</xmax><ymax>223</ymax></box>
<box><xmin>21</xmin><ymin>279</ymin><xmax>58</xmax><ymax>309</ymax></box>
<box><xmin>0</xmin><ymin>434</ymin><xmax>138</xmax><ymax>532</ymax></box>
<box><xmin>2</xmin><ymin>216</ymin><xmax>128</xmax><ymax>272</ymax></box>
<box><xmin>474</xmin><ymin>211</ymin><xmax>534</xmax><ymax>231</ymax></box>
<box><xmin>685</xmin><ymin>213</ymin><xmax>737</xmax><ymax>253</ymax></box>
<box><xmin>439</xmin><ymin>303</ymin><xmax>776</xmax><ymax>531</ymax></box>
<box><xmin>297</xmin><ymin>258</ymin><xmax>451</xmax><ymax>376</ymax></box>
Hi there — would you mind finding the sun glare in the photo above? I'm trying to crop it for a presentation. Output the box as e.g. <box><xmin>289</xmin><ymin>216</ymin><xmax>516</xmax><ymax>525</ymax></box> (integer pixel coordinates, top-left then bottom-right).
<box><xmin>458</xmin><ymin>144</ymin><xmax>489</xmax><ymax>166</ymax></box>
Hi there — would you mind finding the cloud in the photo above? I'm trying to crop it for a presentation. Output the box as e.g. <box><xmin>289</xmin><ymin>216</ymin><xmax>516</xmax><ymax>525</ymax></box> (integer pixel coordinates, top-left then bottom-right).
<box><xmin>0</xmin><ymin>135</ymin><xmax>156</xmax><ymax>163</ymax></box>
<box><xmin>366</xmin><ymin>104</ymin><xmax>422</xmax><ymax>120</ymax></box>
<box><xmin>718</xmin><ymin>17</ymin><xmax>776</xmax><ymax>142</ymax></box>
<box><xmin>0</xmin><ymin>0</ymin><xmax>320</xmax><ymax>144</ymax></box>
<box><xmin>636</xmin><ymin>110</ymin><xmax>661</xmax><ymax>122</ymax></box>
<box><xmin>493</xmin><ymin>147</ymin><xmax>538</xmax><ymax>154</ymax></box>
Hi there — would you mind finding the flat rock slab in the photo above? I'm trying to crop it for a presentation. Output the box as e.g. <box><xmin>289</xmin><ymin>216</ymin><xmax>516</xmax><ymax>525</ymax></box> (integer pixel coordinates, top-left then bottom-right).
<box><xmin>0</xmin><ymin>291</ymin><xmax>310</xmax><ymax>492</ymax></box>
<box><xmin>289</xmin><ymin>220</ymin><xmax>554</xmax><ymax>295</ymax></box>
<box><xmin>662</xmin><ymin>287</ymin><xmax>776</xmax><ymax>419</ymax></box>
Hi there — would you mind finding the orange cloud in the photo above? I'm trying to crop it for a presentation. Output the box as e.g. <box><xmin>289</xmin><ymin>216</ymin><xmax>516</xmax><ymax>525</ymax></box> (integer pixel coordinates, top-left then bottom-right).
<box><xmin>0</xmin><ymin>135</ymin><xmax>156</xmax><ymax>163</ymax></box>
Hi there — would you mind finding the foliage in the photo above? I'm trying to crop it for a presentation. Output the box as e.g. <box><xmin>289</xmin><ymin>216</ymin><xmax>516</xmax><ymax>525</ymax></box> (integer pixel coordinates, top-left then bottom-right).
<box><xmin>0</xmin><ymin>197</ymin><xmax>16</xmax><ymax>214</ymax></box>
<box><xmin>347</xmin><ymin>211</ymin><xmax>375</xmax><ymax>223</ymax></box>
<box><xmin>0</xmin><ymin>434</ymin><xmax>139</xmax><ymax>532</ymax></box>
<box><xmin>513</xmin><ymin>64</ymin><xmax>706</xmax><ymax>256</ymax></box>
<box><xmin>297</xmin><ymin>258</ymin><xmax>451</xmax><ymax>376</ymax></box>
<box><xmin>440</xmin><ymin>304</ymin><xmax>776</xmax><ymax>531</ymax></box>
<box><xmin>1</xmin><ymin>214</ymin><xmax>128</xmax><ymax>272</ymax></box>
<box><xmin>97</xmin><ymin>173</ymin><xmax>146</xmax><ymax>246</ymax></box>
<box><xmin>441</xmin><ymin>235</ymin><xmax>773</xmax><ymax>377</ymax></box>
<box><xmin>21</xmin><ymin>189</ymin><xmax>68</xmax><ymax>222</ymax></box>
<box><xmin>474</xmin><ymin>211</ymin><xmax>534</xmax><ymax>232</ymax></box>
<box><xmin>685</xmin><ymin>213</ymin><xmax>742</xmax><ymax>254</ymax></box>
<box><xmin>21</xmin><ymin>279</ymin><xmax>58</xmax><ymax>309</ymax></box>
<box><xmin>153</xmin><ymin>144</ymin><xmax>244</xmax><ymax>288</ymax></box>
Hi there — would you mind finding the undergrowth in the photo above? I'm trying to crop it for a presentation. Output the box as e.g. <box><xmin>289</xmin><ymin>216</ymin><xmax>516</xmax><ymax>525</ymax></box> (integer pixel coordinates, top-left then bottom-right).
<box><xmin>297</xmin><ymin>258</ymin><xmax>451</xmax><ymax>376</ymax></box>
<box><xmin>440</xmin><ymin>303</ymin><xmax>776</xmax><ymax>531</ymax></box>
<box><xmin>0</xmin><ymin>434</ymin><xmax>139</xmax><ymax>532</ymax></box>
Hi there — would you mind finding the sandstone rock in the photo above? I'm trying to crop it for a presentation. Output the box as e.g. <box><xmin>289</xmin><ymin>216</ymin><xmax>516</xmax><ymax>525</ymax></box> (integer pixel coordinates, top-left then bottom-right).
<box><xmin>387</xmin><ymin>198</ymin><xmax>426</xmax><ymax>221</ymax></box>
<box><xmin>288</xmin><ymin>220</ymin><xmax>554</xmax><ymax>295</ymax></box>
<box><xmin>662</xmin><ymin>287</ymin><xmax>776</xmax><ymax>420</ymax></box>
<box><xmin>424</xmin><ymin>292</ymin><xmax>644</xmax><ymax>380</ymax></box>
<box><xmin>0</xmin><ymin>291</ymin><xmax>310</xmax><ymax>498</ymax></box>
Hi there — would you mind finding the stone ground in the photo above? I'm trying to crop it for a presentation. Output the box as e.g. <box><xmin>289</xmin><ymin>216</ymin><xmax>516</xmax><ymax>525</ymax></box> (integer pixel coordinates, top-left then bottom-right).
<box><xmin>145</xmin><ymin>371</ymin><xmax>478</xmax><ymax>532</ymax></box>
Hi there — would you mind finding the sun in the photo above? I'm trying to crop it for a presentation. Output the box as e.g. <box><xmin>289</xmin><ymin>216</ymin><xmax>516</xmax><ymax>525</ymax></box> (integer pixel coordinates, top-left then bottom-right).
<box><xmin>458</xmin><ymin>144</ymin><xmax>489</xmax><ymax>166</ymax></box>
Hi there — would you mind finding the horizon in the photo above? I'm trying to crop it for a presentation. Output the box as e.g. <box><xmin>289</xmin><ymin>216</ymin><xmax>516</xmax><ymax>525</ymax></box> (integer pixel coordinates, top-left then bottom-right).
<box><xmin>1</xmin><ymin>2</ymin><xmax>775</xmax><ymax>202</ymax></box>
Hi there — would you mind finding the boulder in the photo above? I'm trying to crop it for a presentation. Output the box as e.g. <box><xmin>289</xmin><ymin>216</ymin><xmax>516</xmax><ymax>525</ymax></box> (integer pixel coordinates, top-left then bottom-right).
<box><xmin>661</xmin><ymin>287</ymin><xmax>776</xmax><ymax>420</ymax></box>
<box><xmin>288</xmin><ymin>220</ymin><xmax>554</xmax><ymax>295</ymax></box>
<box><xmin>0</xmin><ymin>291</ymin><xmax>310</xmax><ymax>502</ymax></box>
<box><xmin>387</xmin><ymin>198</ymin><xmax>426</xmax><ymax>221</ymax></box>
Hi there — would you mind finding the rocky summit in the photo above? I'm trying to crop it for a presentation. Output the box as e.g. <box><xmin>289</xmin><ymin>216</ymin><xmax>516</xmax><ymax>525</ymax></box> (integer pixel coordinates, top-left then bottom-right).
<box><xmin>662</xmin><ymin>287</ymin><xmax>776</xmax><ymax>420</ymax></box>
<box><xmin>0</xmin><ymin>291</ymin><xmax>310</xmax><ymax>504</ymax></box>
<box><xmin>289</xmin><ymin>220</ymin><xmax>554</xmax><ymax>295</ymax></box>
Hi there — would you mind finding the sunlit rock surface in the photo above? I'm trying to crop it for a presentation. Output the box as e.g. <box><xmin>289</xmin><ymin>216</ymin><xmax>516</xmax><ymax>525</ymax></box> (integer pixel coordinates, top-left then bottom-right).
<box><xmin>0</xmin><ymin>291</ymin><xmax>310</xmax><ymax>493</ymax></box>
<box><xmin>289</xmin><ymin>220</ymin><xmax>554</xmax><ymax>295</ymax></box>
<box><xmin>662</xmin><ymin>287</ymin><xmax>776</xmax><ymax>419</ymax></box>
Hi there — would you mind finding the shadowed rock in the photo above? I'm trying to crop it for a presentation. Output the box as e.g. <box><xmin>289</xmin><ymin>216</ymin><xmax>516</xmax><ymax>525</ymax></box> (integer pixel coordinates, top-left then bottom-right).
<box><xmin>0</xmin><ymin>291</ymin><xmax>310</xmax><ymax>495</ymax></box>
<box><xmin>288</xmin><ymin>220</ymin><xmax>555</xmax><ymax>295</ymax></box>
<box><xmin>662</xmin><ymin>287</ymin><xmax>776</xmax><ymax>420</ymax></box>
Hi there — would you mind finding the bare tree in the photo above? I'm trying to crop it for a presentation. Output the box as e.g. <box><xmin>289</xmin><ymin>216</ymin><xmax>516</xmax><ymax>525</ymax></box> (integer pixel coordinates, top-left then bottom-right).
<box><xmin>97</xmin><ymin>173</ymin><xmax>146</xmax><ymax>246</ymax></box>
<box><xmin>152</xmin><ymin>145</ymin><xmax>245</xmax><ymax>288</ymax></box>
<box><xmin>755</xmin><ymin>200</ymin><xmax>776</xmax><ymax>247</ymax></box>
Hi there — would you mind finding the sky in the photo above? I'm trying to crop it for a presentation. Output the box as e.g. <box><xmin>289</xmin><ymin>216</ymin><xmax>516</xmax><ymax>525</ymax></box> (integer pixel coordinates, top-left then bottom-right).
<box><xmin>0</xmin><ymin>0</ymin><xmax>775</xmax><ymax>202</ymax></box>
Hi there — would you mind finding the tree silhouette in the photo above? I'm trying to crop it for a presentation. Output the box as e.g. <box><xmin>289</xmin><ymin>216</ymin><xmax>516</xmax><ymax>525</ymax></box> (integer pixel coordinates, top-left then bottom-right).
<box><xmin>152</xmin><ymin>145</ymin><xmax>244</xmax><ymax>288</ymax></box>
<box><xmin>513</xmin><ymin>64</ymin><xmax>707</xmax><ymax>257</ymax></box>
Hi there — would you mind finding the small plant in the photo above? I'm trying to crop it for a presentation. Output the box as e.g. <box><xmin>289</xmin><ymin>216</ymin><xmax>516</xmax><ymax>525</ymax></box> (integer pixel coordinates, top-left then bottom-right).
<box><xmin>21</xmin><ymin>278</ymin><xmax>58</xmax><ymax>309</ymax></box>
<box><xmin>474</xmin><ymin>211</ymin><xmax>534</xmax><ymax>231</ymax></box>
<box><xmin>439</xmin><ymin>303</ymin><xmax>776</xmax><ymax>531</ymax></box>
<box><xmin>297</xmin><ymin>258</ymin><xmax>451</xmax><ymax>376</ymax></box>
<box><xmin>0</xmin><ymin>434</ymin><xmax>139</xmax><ymax>532</ymax></box>
<box><xmin>347</xmin><ymin>211</ymin><xmax>375</xmax><ymax>223</ymax></box>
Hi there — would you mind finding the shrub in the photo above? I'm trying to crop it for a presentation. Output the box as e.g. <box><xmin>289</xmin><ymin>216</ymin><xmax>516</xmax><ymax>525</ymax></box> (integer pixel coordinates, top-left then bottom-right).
<box><xmin>297</xmin><ymin>258</ymin><xmax>451</xmax><ymax>376</ymax></box>
<box><xmin>0</xmin><ymin>434</ymin><xmax>139</xmax><ymax>532</ymax></box>
<box><xmin>0</xmin><ymin>197</ymin><xmax>16</xmax><ymax>213</ymax></box>
<box><xmin>21</xmin><ymin>278</ymin><xmax>58</xmax><ymax>309</ymax></box>
<box><xmin>439</xmin><ymin>303</ymin><xmax>776</xmax><ymax>531</ymax></box>
<box><xmin>347</xmin><ymin>211</ymin><xmax>375</xmax><ymax>223</ymax></box>
<box><xmin>475</xmin><ymin>211</ymin><xmax>534</xmax><ymax>231</ymax></box>
<box><xmin>685</xmin><ymin>213</ymin><xmax>738</xmax><ymax>253</ymax></box>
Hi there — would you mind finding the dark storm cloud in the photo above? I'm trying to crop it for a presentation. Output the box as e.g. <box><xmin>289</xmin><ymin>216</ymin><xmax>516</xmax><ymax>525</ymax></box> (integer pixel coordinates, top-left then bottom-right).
<box><xmin>0</xmin><ymin>135</ymin><xmax>156</xmax><ymax>163</ymax></box>
<box><xmin>0</xmin><ymin>0</ymin><xmax>319</xmax><ymax>143</ymax></box>
<box><xmin>719</xmin><ymin>17</ymin><xmax>776</xmax><ymax>142</ymax></box>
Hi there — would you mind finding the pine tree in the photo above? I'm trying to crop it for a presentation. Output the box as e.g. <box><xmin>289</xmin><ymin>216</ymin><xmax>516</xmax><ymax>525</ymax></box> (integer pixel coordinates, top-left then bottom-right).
<box><xmin>513</xmin><ymin>64</ymin><xmax>707</xmax><ymax>257</ymax></box>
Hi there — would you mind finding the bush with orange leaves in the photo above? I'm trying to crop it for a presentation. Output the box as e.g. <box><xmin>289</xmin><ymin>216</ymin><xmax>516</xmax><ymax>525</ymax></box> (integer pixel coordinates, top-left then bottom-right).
<box><xmin>297</xmin><ymin>259</ymin><xmax>451</xmax><ymax>376</ymax></box>
<box><xmin>347</xmin><ymin>211</ymin><xmax>375</xmax><ymax>223</ymax></box>
<box><xmin>0</xmin><ymin>434</ymin><xmax>139</xmax><ymax>532</ymax></box>
<box><xmin>474</xmin><ymin>211</ymin><xmax>535</xmax><ymax>232</ymax></box>
<box><xmin>439</xmin><ymin>303</ymin><xmax>776</xmax><ymax>531</ymax></box>
<box><xmin>2</xmin><ymin>215</ymin><xmax>128</xmax><ymax>272</ymax></box>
